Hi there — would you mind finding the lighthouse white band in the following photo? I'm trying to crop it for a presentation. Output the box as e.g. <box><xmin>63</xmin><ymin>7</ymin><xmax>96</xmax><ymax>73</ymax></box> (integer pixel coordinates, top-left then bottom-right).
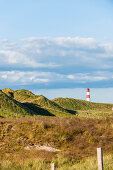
<box><xmin>86</xmin><ymin>98</ymin><xmax>90</xmax><ymax>101</ymax></box>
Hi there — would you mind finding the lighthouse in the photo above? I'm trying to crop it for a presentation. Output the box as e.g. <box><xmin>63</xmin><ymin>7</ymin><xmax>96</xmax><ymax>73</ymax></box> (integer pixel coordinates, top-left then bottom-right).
<box><xmin>86</xmin><ymin>88</ymin><xmax>90</xmax><ymax>101</ymax></box>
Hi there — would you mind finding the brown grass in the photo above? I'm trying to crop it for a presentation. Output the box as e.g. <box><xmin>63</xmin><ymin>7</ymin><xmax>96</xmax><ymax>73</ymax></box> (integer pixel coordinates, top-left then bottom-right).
<box><xmin>0</xmin><ymin>117</ymin><xmax>113</xmax><ymax>163</ymax></box>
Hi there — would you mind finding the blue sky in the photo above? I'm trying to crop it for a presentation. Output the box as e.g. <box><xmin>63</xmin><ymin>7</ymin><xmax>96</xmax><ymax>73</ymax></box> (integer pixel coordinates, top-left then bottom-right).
<box><xmin>1</xmin><ymin>0</ymin><xmax>113</xmax><ymax>102</ymax></box>
<box><xmin>0</xmin><ymin>0</ymin><xmax>113</xmax><ymax>40</ymax></box>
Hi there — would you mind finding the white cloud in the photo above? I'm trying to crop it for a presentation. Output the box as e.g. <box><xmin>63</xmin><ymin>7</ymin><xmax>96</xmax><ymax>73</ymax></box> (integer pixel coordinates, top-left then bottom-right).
<box><xmin>1</xmin><ymin>74</ymin><xmax>7</xmax><ymax>79</ymax></box>
<box><xmin>66</xmin><ymin>72</ymin><xmax>112</xmax><ymax>83</ymax></box>
<box><xmin>67</xmin><ymin>75</ymin><xmax>75</xmax><ymax>80</ymax></box>
<box><xmin>0</xmin><ymin>70</ymin><xmax>112</xmax><ymax>86</ymax></box>
<box><xmin>0</xmin><ymin>71</ymin><xmax>50</xmax><ymax>85</ymax></box>
<box><xmin>0</xmin><ymin>37</ymin><xmax>113</xmax><ymax>88</ymax></box>
<box><xmin>0</xmin><ymin>37</ymin><xmax>113</xmax><ymax>70</ymax></box>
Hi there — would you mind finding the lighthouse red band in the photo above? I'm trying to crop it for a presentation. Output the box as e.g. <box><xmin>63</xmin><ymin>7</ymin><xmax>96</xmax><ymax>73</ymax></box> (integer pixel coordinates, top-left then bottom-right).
<box><xmin>86</xmin><ymin>88</ymin><xmax>90</xmax><ymax>101</ymax></box>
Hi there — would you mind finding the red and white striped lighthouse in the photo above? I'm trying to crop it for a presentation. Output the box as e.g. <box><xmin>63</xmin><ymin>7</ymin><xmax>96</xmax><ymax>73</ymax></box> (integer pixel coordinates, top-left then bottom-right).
<box><xmin>86</xmin><ymin>88</ymin><xmax>90</xmax><ymax>101</ymax></box>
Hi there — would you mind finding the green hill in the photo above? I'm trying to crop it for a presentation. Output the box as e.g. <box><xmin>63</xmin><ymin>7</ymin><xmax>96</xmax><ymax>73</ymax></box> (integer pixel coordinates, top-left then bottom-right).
<box><xmin>2</xmin><ymin>88</ymin><xmax>14</xmax><ymax>98</ymax></box>
<box><xmin>29</xmin><ymin>95</ymin><xmax>71</xmax><ymax>115</ymax></box>
<box><xmin>2</xmin><ymin>89</ymin><xmax>74</xmax><ymax>117</ymax></box>
<box><xmin>2</xmin><ymin>88</ymin><xmax>113</xmax><ymax>118</ymax></box>
<box><xmin>0</xmin><ymin>90</ymin><xmax>37</xmax><ymax>118</ymax></box>
<box><xmin>13</xmin><ymin>89</ymin><xmax>75</xmax><ymax>116</ymax></box>
<box><xmin>14</xmin><ymin>91</ymin><xmax>74</xmax><ymax>116</ymax></box>
<box><xmin>2</xmin><ymin>88</ymin><xmax>35</xmax><ymax>102</ymax></box>
<box><xmin>52</xmin><ymin>97</ymin><xmax>113</xmax><ymax>111</ymax></box>
<box><xmin>52</xmin><ymin>97</ymin><xmax>113</xmax><ymax>118</ymax></box>
<box><xmin>13</xmin><ymin>89</ymin><xmax>69</xmax><ymax>113</ymax></box>
<box><xmin>14</xmin><ymin>89</ymin><xmax>35</xmax><ymax>102</ymax></box>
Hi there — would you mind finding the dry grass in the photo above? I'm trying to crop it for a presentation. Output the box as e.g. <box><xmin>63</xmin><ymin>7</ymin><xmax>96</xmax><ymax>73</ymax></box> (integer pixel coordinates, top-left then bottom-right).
<box><xmin>0</xmin><ymin>89</ymin><xmax>113</xmax><ymax>169</ymax></box>
<box><xmin>0</xmin><ymin>153</ymin><xmax>112</xmax><ymax>169</ymax></box>
<box><xmin>0</xmin><ymin>117</ymin><xmax>113</xmax><ymax>161</ymax></box>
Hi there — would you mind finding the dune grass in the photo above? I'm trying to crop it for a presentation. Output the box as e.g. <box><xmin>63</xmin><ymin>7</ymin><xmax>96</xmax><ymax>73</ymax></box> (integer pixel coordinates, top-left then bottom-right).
<box><xmin>0</xmin><ymin>90</ymin><xmax>37</xmax><ymax>118</ymax></box>
<box><xmin>76</xmin><ymin>110</ymin><xmax>113</xmax><ymax>118</ymax></box>
<box><xmin>1</xmin><ymin>88</ymin><xmax>113</xmax><ymax>118</ymax></box>
<box><xmin>2</xmin><ymin>88</ymin><xmax>74</xmax><ymax>117</ymax></box>
<box><xmin>53</xmin><ymin>97</ymin><xmax>113</xmax><ymax>118</ymax></box>
<box><xmin>53</xmin><ymin>97</ymin><xmax>113</xmax><ymax>111</ymax></box>
<box><xmin>0</xmin><ymin>153</ymin><xmax>112</xmax><ymax>169</ymax></box>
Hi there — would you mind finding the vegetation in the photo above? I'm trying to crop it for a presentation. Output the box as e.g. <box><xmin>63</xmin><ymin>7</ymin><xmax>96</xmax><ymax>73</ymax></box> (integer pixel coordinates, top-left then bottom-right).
<box><xmin>0</xmin><ymin>154</ymin><xmax>113</xmax><ymax>169</ymax></box>
<box><xmin>2</xmin><ymin>88</ymin><xmax>113</xmax><ymax>118</ymax></box>
<box><xmin>0</xmin><ymin>90</ymin><xmax>37</xmax><ymax>118</ymax></box>
<box><xmin>1</xmin><ymin>89</ymin><xmax>74</xmax><ymax>117</ymax></box>
<box><xmin>0</xmin><ymin>88</ymin><xmax>113</xmax><ymax>169</ymax></box>
<box><xmin>53</xmin><ymin>97</ymin><xmax>113</xmax><ymax>118</ymax></box>
<box><xmin>2</xmin><ymin>89</ymin><xmax>76</xmax><ymax>117</ymax></box>
<box><xmin>0</xmin><ymin>117</ymin><xmax>112</xmax><ymax>169</ymax></box>
<box><xmin>30</xmin><ymin>95</ymin><xmax>74</xmax><ymax>116</ymax></box>
<box><xmin>53</xmin><ymin>97</ymin><xmax>113</xmax><ymax>111</ymax></box>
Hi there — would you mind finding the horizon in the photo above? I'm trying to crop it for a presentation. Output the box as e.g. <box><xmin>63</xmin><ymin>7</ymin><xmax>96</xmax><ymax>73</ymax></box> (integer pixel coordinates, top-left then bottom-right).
<box><xmin>32</xmin><ymin>87</ymin><xmax>113</xmax><ymax>104</ymax></box>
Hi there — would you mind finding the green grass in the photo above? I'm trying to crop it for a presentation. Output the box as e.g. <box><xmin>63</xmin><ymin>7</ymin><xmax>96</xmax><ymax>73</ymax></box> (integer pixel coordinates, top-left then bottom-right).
<box><xmin>2</xmin><ymin>88</ymin><xmax>113</xmax><ymax>118</ymax></box>
<box><xmin>0</xmin><ymin>90</ymin><xmax>37</xmax><ymax>118</ymax></box>
<box><xmin>2</xmin><ymin>88</ymin><xmax>35</xmax><ymax>102</ymax></box>
<box><xmin>2</xmin><ymin>89</ymin><xmax>75</xmax><ymax>117</ymax></box>
<box><xmin>53</xmin><ymin>97</ymin><xmax>113</xmax><ymax>111</ymax></box>
<box><xmin>31</xmin><ymin>95</ymin><xmax>74</xmax><ymax>116</ymax></box>
<box><xmin>53</xmin><ymin>97</ymin><xmax>113</xmax><ymax>118</ymax></box>
<box><xmin>14</xmin><ymin>89</ymin><xmax>36</xmax><ymax>102</ymax></box>
<box><xmin>0</xmin><ymin>153</ymin><xmax>113</xmax><ymax>169</ymax></box>
<box><xmin>76</xmin><ymin>110</ymin><xmax>113</xmax><ymax>118</ymax></box>
<box><xmin>1</xmin><ymin>89</ymin><xmax>74</xmax><ymax>117</ymax></box>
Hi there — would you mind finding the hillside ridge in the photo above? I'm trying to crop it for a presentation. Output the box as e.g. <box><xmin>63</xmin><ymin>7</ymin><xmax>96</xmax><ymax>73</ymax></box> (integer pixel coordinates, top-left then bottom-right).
<box><xmin>52</xmin><ymin>97</ymin><xmax>113</xmax><ymax>110</ymax></box>
<box><xmin>0</xmin><ymin>90</ymin><xmax>37</xmax><ymax>118</ymax></box>
<box><xmin>1</xmin><ymin>89</ymin><xmax>75</xmax><ymax>117</ymax></box>
<box><xmin>1</xmin><ymin>88</ymin><xmax>113</xmax><ymax>118</ymax></box>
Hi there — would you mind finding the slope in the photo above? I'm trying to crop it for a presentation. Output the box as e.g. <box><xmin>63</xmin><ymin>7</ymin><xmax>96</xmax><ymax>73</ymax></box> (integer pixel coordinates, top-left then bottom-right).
<box><xmin>2</xmin><ymin>88</ymin><xmax>14</xmax><ymax>98</ymax></box>
<box><xmin>9</xmin><ymin>89</ymin><xmax>75</xmax><ymax>116</ymax></box>
<box><xmin>52</xmin><ymin>97</ymin><xmax>113</xmax><ymax>111</ymax></box>
<box><xmin>0</xmin><ymin>90</ymin><xmax>38</xmax><ymax>118</ymax></box>
<box><xmin>52</xmin><ymin>98</ymin><xmax>113</xmax><ymax>118</ymax></box>
<box><xmin>2</xmin><ymin>89</ymin><xmax>74</xmax><ymax>117</ymax></box>
<box><xmin>29</xmin><ymin>95</ymin><xmax>73</xmax><ymax>116</ymax></box>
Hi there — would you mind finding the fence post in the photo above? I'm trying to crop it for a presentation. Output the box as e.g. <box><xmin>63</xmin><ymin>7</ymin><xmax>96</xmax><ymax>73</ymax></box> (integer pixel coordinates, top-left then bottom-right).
<box><xmin>97</xmin><ymin>148</ymin><xmax>103</xmax><ymax>170</ymax></box>
<box><xmin>51</xmin><ymin>163</ymin><xmax>55</xmax><ymax>170</ymax></box>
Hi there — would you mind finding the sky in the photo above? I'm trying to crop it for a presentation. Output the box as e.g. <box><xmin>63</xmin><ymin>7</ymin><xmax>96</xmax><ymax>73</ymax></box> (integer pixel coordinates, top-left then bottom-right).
<box><xmin>0</xmin><ymin>0</ymin><xmax>113</xmax><ymax>102</ymax></box>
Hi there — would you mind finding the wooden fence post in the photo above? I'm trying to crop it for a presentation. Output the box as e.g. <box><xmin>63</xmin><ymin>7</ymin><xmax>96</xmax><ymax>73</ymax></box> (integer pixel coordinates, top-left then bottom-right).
<box><xmin>97</xmin><ymin>148</ymin><xmax>103</xmax><ymax>170</ymax></box>
<box><xmin>51</xmin><ymin>163</ymin><xmax>55</xmax><ymax>170</ymax></box>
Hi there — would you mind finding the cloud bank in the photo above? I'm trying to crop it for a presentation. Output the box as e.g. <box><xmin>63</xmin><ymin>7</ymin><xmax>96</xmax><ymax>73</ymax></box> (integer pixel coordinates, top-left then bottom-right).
<box><xmin>0</xmin><ymin>37</ymin><xmax>113</xmax><ymax>89</ymax></box>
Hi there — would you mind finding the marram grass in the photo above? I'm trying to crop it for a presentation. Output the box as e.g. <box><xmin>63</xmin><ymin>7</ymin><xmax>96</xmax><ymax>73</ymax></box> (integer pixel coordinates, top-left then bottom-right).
<box><xmin>1</xmin><ymin>88</ymin><xmax>113</xmax><ymax>118</ymax></box>
<box><xmin>0</xmin><ymin>154</ymin><xmax>112</xmax><ymax>170</ymax></box>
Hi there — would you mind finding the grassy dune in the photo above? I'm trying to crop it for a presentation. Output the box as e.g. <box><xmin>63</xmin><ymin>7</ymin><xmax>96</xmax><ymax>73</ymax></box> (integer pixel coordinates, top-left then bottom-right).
<box><xmin>2</xmin><ymin>89</ymin><xmax>76</xmax><ymax>117</ymax></box>
<box><xmin>53</xmin><ymin>97</ymin><xmax>113</xmax><ymax>118</ymax></box>
<box><xmin>30</xmin><ymin>95</ymin><xmax>74</xmax><ymax>117</ymax></box>
<box><xmin>0</xmin><ymin>90</ymin><xmax>37</xmax><ymax>118</ymax></box>
<box><xmin>53</xmin><ymin>97</ymin><xmax>113</xmax><ymax>111</ymax></box>
<box><xmin>1</xmin><ymin>88</ymin><xmax>113</xmax><ymax>118</ymax></box>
